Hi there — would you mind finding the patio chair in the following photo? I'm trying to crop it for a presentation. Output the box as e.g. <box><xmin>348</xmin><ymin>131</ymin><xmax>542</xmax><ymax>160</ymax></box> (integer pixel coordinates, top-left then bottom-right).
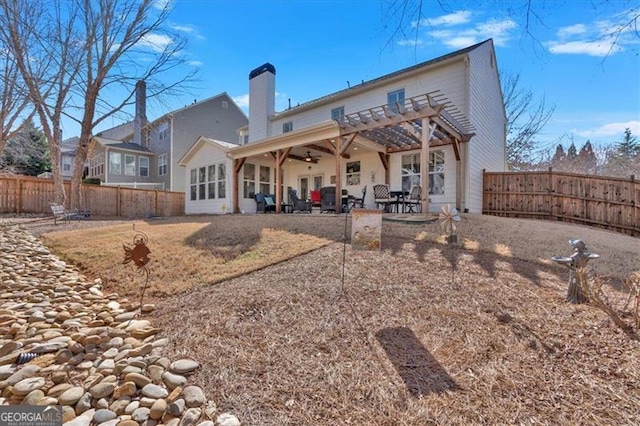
<box><xmin>310</xmin><ymin>190</ymin><xmax>321</xmax><ymax>207</ymax></box>
<box><xmin>373</xmin><ymin>184</ymin><xmax>393</xmax><ymax>212</ymax></box>
<box><xmin>351</xmin><ymin>185</ymin><xmax>367</xmax><ymax>209</ymax></box>
<box><xmin>255</xmin><ymin>193</ymin><xmax>276</xmax><ymax>213</ymax></box>
<box><xmin>287</xmin><ymin>188</ymin><xmax>312</xmax><ymax>213</ymax></box>
<box><xmin>320</xmin><ymin>186</ymin><xmax>336</xmax><ymax>213</ymax></box>
<box><xmin>403</xmin><ymin>185</ymin><xmax>422</xmax><ymax>213</ymax></box>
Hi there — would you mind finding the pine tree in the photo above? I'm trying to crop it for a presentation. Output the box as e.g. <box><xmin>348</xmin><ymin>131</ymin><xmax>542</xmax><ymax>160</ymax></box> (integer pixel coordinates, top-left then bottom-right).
<box><xmin>0</xmin><ymin>119</ymin><xmax>50</xmax><ymax>175</ymax></box>
<box><xmin>551</xmin><ymin>144</ymin><xmax>565</xmax><ymax>169</ymax></box>
<box><xmin>616</xmin><ymin>128</ymin><xmax>639</xmax><ymax>158</ymax></box>
<box><xmin>578</xmin><ymin>141</ymin><xmax>597</xmax><ymax>174</ymax></box>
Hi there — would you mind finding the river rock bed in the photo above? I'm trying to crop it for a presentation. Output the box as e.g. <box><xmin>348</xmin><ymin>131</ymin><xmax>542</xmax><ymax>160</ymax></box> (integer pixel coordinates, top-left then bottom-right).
<box><xmin>0</xmin><ymin>223</ymin><xmax>240</xmax><ymax>426</ymax></box>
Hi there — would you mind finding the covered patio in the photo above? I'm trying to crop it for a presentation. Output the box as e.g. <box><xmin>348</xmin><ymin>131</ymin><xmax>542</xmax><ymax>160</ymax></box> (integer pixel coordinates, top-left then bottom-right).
<box><xmin>228</xmin><ymin>91</ymin><xmax>475</xmax><ymax>214</ymax></box>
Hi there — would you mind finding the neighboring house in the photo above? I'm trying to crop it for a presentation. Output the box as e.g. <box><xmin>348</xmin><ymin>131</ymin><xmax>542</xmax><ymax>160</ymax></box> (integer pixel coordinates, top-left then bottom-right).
<box><xmin>60</xmin><ymin>137</ymin><xmax>79</xmax><ymax>179</ymax></box>
<box><xmin>181</xmin><ymin>38</ymin><xmax>506</xmax><ymax>214</ymax></box>
<box><xmin>88</xmin><ymin>81</ymin><xmax>248</xmax><ymax>191</ymax></box>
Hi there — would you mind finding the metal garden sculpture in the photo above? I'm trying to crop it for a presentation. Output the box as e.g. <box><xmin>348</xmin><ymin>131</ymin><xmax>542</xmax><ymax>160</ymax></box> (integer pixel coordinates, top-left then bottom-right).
<box><xmin>123</xmin><ymin>225</ymin><xmax>151</xmax><ymax>313</ymax></box>
<box><xmin>551</xmin><ymin>239</ymin><xmax>600</xmax><ymax>304</ymax></box>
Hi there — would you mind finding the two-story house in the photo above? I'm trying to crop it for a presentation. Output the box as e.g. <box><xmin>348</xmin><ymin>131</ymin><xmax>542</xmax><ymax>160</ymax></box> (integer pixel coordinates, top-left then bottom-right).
<box><xmin>181</xmin><ymin>38</ymin><xmax>506</xmax><ymax>215</ymax></box>
<box><xmin>88</xmin><ymin>81</ymin><xmax>248</xmax><ymax>191</ymax></box>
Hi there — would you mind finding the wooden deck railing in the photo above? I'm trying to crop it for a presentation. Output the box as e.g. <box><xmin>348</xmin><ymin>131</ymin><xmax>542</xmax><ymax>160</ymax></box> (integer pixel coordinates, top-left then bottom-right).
<box><xmin>483</xmin><ymin>169</ymin><xmax>639</xmax><ymax>236</ymax></box>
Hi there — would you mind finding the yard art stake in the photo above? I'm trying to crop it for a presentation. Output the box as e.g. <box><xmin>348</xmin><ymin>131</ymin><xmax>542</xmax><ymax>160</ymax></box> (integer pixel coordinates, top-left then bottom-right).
<box><xmin>439</xmin><ymin>204</ymin><xmax>461</xmax><ymax>286</ymax></box>
<box><xmin>122</xmin><ymin>224</ymin><xmax>151</xmax><ymax>314</ymax></box>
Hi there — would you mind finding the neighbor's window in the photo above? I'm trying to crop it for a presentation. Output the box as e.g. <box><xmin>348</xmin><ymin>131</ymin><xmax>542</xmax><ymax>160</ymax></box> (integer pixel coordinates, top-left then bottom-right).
<box><xmin>207</xmin><ymin>165</ymin><xmax>216</xmax><ymax>199</ymax></box>
<box><xmin>387</xmin><ymin>88</ymin><xmax>405</xmax><ymax>113</ymax></box>
<box><xmin>282</xmin><ymin>121</ymin><xmax>293</xmax><ymax>133</ymax></box>
<box><xmin>243</xmin><ymin>163</ymin><xmax>255</xmax><ymax>198</ymax></box>
<box><xmin>429</xmin><ymin>150</ymin><xmax>445</xmax><ymax>195</ymax></box>
<box><xmin>158</xmin><ymin>122</ymin><xmax>169</xmax><ymax>140</ymax></box>
<box><xmin>158</xmin><ymin>154</ymin><xmax>167</xmax><ymax>176</ymax></box>
<box><xmin>331</xmin><ymin>106</ymin><xmax>344</xmax><ymax>121</ymax></box>
<box><xmin>108</xmin><ymin>152</ymin><xmax>121</xmax><ymax>175</ymax></box>
<box><xmin>259</xmin><ymin>165</ymin><xmax>271</xmax><ymax>195</ymax></box>
<box><xmin>190</xmin><ymin>169</ymin><xmax>197</xmax><ymax>201</ymax></box>
<box><xmin>217</xmin><ymin>163</ymin><xmax>226</xmax><ymax>198</ymax></box>
<box><xmin>401</xmin><ymin>153</ymin><xmax>420</xmax><ymax>192</ymax></box>
<box><xmin>124</xmin><ymin>154</ymin><xmax>136</xmax><ymax>176</ymax></box>
<box><xmin>139</xmin><ymin>156</ymin><xmax>149</xmax><ymax>177</ymax></box>
<box><xmin>346</xmin><ymin>161</ymin><xmax>360</xmax><ymax>186</ymax></box>
<box><xmin>90</xmin><ymin>154</ymin><xmax>104</xmax><ymax>177</ymax></box>
<box><xmin>62</xmin><ymin>156</ymin><xmax>72</xmax><ymax>172</ymax></box>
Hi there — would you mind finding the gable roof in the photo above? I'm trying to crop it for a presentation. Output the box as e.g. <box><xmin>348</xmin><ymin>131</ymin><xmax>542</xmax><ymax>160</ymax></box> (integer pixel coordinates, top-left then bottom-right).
<box><xmin>179</xmin><ymin>136</ymin><xmax>237</xmax><ymax>166</ymax></box>
<box><xmin>275</xmin><ymin>39</ymin><xmax>493</xmax><ymax>119</ymax></box>
<box><xmin>92</xmin><ymin>136</ymin><xmax>154</xmax><ymax>154</ymax></box>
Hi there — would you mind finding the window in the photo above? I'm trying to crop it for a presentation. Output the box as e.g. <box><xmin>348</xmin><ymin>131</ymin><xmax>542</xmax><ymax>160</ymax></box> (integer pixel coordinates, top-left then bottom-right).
<box><xmin>331</xmin><ymin>106</ymin><xmax>344</xmax><ymax>121</ymax></box>
<box><xmin>429</xmin><ymin>150</ymin><xmax>445</xmax><ymax>195</ymax></box>
<box><xmin>400</xmin><ymin>150</ymin><xmax>445</xmax><ymax>194</ymax></box>
<box><xmin>222</xmin><ymin>100</ymin><xmax>228</xmax><ymax>109</ymax></box>
<box><xmin>90</xmin><ymin>154</ymin><xmax>104</xmax><ymax>177</ymax></box>
<box><xmin>158</xmin><ymin>122</ymin><xmax>169</xmax><ymax>140</ymax></box>
<box><xmin>139</xmin><ymin>156</ymin><xmax>149</xmax><ymax>177</ymax></box>
<box><xmin>346</xmin><ymin>161</ymin><xmax>361</xmax><ymax>186</ymax></box>
<box><xmin>259</xmin><ymin>165</ymin><xmax>271</xmax><ymax>195</ymax></box>
<box><xmin>218</xmin><ymin>163</ymin><xmax>226</xmax><ymax>198</ymax></box>
<box><xmin>190</xmin><ymin>169</ymin><xmax>197</xmax><ymax>201</ymax></box>
<box><xmin>387</xmin><ymin>89</ymin><xmax>405</xmax><ymax>113</ymax></box>
<box><xmin>158</xmin><ymin>154</ymin><xmax>167</xmax><ymax>176</ymax></box>
<box><xmin>243</xmin><ymin>163</ymin><xmax>255</xmax><ymax>198</ymax></box>
<box><xmin>108</xmin><ymin>152</ymin><xmax>121</xmax><ymax>175</ymax></box>
<box><xmin>198</xmin><ymin>167</ymin><xmax>206</xmax><ymax>200</ymax></box>
<box><xmin>401</xmin><ymin>153</ymin><xmax>421</xmax><ymax>192</ymax></box>
<box><xmin>282</xmin><ymin>122</ymin><xmax>293</xmax><ymax>133</ymax></box>
<box><xmin>125</xmin><ymin>154</ymin><xmax>136</xmax><ymax>176</ymax></box>
<box><xmin>207</xmin><ymin>165</ymin><xmax>216</xmax><ymax>199</ymax></box>
<box><xmin>62</xmin><ymin>156</ymin><xmax>72</xmax><ymax>171</ymax></box>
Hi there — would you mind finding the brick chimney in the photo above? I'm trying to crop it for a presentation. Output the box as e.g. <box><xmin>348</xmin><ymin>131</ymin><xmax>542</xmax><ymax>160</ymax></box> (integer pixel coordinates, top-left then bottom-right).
<box><xmin>133</xmin><ymin>80</ymin><xmax>147</xmax><ymax>146</ymax></box>
<box><xmin>248</xmin><ymin>63</ymin><xmax>275</xmax><ymax>142</ymax></box>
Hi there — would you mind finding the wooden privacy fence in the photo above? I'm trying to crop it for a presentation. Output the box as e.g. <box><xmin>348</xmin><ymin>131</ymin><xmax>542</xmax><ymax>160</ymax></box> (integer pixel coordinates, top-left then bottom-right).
<box><xmin>483</xmin><ymin>169</ymin><xmax>639</xmax><ymax>236</ymax></box>
<box><xmin>0</xmin><ymin>176</ymin><xmax>184</xmax><ymax>218</ymax></box>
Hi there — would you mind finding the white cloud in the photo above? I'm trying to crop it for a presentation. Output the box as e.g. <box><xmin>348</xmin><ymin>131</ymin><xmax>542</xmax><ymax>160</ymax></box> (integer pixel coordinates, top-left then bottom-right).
<box><xmin>413</xmin><ymin>11</ymin><xmax>472</xmax><ymax>28</ymax></box>
<box><xmin>425</xmin><ymin>18</ymin><xmax>516</xmax><ymax>48</ymax></box>
<box><xmin>138</xmin><ymin>33</ymin><xmax>173</xmax><ymax>53</ymax></box>
<box><xmin>188</xmin><ymin>60</ymin><xmax>203</xmax><ymax>67</ymax></box>
<box><xmin>396</xmin><ymin>39</ymin><xmax>423</xmax><ymax>47</ymax></box>
<box><xmin>546</xmin><ymin>9</ymin><xmax>636</xmax><ymax>57</ymax></box>
<box><xmin>575</xmin><ymin>120</ymin><xmax>640</xmax><ymax>138</ymax></box>
<box><xmin>153</xmin><ymin>0</ymin><xmax>172</xmax><ymax>10</ymax></box>
<box><xmin>557</xmin><ymin>24</ymin><xmax>587</xmax><ymax>39</ymax></box>
<box><xmin>169</xmin><ymin>23</ymin><xmax>196</xmax><ymax>33</ymax></box>
<box><xmin>232</xmin><ymin>94</ymin><xmax>249</xmax><ymax>108</ymax></box>
<box><xmin>547</xmin><ymin>40</ymin><xmax>623</xmax><ymax>56</ymax></box>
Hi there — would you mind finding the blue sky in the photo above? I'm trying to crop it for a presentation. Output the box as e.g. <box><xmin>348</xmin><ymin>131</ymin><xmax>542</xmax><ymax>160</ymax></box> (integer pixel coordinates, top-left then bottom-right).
<box><xmin>92</xmin><ymin>0</ymin><xmax>639</xmax><ymax>154</ymax></box>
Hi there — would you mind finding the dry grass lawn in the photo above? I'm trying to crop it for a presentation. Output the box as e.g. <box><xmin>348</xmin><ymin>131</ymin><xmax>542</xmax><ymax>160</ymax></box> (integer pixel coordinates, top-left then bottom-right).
<box><xmin>23</xmin><ymin>213</ymin><xmax>640</xmax><ymax>424</ymax></box>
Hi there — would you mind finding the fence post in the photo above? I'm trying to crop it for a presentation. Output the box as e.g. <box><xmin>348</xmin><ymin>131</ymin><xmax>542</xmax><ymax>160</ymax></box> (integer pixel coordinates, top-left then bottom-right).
<box><xmin>632</xmin><ymin>175</ymin><xmax>637</xmax><ymax>235</ymax></box>
<box><xmin>16</xmin><ymin>177</ymin><xmax>22</xmax><ymax>215</ymax></box>
<box><xmin>548</xmin><ymin>167</ymin><xmax>555</xmax><ymax>220</ymax></box>
<box><xmin>116</xmin><ymin>186</ymin><xmax>121</xmax><ymax>217</ymax></box>
<box><xmin>155</xmin><ymin>189</ymin><xmax>159</xmax><ymax>217</ymax></box>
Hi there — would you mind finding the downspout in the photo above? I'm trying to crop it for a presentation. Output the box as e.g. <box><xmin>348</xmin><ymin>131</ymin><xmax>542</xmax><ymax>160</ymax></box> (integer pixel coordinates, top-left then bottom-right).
<box><xmin>104</xmin><ymin>147</ymin><xmax>109</xmax><ymax>185</ymax></box>
<box><xmin>169</xmin><ymin>115</ymin><xmax>174</xmax><ymax>191</ymax></box>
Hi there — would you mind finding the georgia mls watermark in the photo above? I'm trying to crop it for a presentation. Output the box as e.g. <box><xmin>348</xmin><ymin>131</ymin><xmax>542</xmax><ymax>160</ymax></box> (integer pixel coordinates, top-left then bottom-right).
<box><xmin>0</xmin><ymin>406</ymin><xmax>62</xmax><ymax>426</ymax></box>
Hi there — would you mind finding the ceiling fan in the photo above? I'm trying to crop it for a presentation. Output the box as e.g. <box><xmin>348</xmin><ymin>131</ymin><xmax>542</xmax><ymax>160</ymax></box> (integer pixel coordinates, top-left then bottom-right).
<box><xmin>304</xmin><ymin>150</ymin><xmax>321</xmax><ymax>162</ymax></box>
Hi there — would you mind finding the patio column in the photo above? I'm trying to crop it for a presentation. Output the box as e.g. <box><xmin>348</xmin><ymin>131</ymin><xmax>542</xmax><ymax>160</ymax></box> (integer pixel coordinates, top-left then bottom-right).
<box><xmin>233</xmin><ymin>157</ymin><xmax>246</xmax><ymax>213</ymax></box>
<box><xmin>421</xmin><ymin>118</ymin><xmax>433</xmax><ymax>214</ymax></box>
<box><xmin>335</xmin><ymin>137</ymin><xmax>342</xmax><ymax>213</ymax></box>
<box><xmin>274</xmin><ymin>148</ymin><xmax>291</xmax><ymax>213</ymax></box>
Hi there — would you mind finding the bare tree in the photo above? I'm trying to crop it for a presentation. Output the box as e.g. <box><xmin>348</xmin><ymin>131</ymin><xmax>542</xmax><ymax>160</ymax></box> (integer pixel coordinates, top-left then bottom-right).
<box><xmin>502</xmin><ymin>72</ymin><xmax>555</xmax><ymax>169</ymax></box>
<box><xmin>0</xmin><ymin>0</ymin><xmax>83</xmax><ymax>204</ymax></box>
<box><xmin>0</xmin><ymin>0</ymin><xmax>195</xmax><ymax>209</ymax></box>
<box><xmin>0</xmin><ymin>39</ymin><xmax>33</xmax><ymax>165</ymax></box>
<box><xmin>67</xmin><ymin>0</ymin><xmax>194</xmax><ymax>210</ymax></box>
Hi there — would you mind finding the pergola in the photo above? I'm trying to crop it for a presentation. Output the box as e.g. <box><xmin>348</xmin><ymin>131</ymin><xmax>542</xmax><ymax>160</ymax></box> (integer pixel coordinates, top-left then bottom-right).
<box><xmin>229</xmin><ymin>91</ymin><xmax>475</xmax><ymax>214</ymax></box>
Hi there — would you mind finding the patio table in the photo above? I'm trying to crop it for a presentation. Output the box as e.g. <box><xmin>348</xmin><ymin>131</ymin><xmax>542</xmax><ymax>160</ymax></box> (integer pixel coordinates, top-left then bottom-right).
<box><xmin>389</xmin><ymin>190</ymin><xmax>409</xmax><ymax>213</ymax></box>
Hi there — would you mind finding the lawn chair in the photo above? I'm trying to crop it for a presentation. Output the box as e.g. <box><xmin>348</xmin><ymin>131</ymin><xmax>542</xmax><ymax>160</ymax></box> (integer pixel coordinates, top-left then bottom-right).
<box><xmin>255</xmin><ymin>193</ymin><xmax>276</xmax><ymax>213</ymax></box>
<box><xmin>350</xmin><ymin>185</ymin><xmax>367</xmax><ymax>210</ymax></box>
<box><xmin>403</xmin><ymin>185</ymin><xmax>422</xmax><ymax>213</ymax></box>
<box><xmin>373</xmin><ymin>184</ymin><xmax>392</xmax><ymax>212</ymax></box>
<box><xmin>287</xmin><ymin>189</ymin><xmax>312</xmax><ymax>213</ymax></box>
<box><xmin>50</xmin><ymin>203</ymin><xmax>77</xmax><ymax>224</ymax></box>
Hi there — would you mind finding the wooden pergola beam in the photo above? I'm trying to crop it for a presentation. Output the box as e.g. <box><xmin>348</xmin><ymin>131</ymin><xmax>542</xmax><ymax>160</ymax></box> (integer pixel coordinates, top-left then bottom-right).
<box><xmin>307</xmin><ymin>143</ymin><xmax>350</xmax><ymax>159</ymax></box>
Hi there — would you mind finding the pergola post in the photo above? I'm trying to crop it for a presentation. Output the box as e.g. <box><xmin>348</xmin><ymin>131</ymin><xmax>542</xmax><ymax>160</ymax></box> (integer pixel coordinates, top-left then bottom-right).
<box><xmin>233</xmin><ymin>157</ymin><xmax>246</xmax><ymax>213</ymax></box>
<box><xmin>335</xmin><ymin>137</ymin><xmax>342</xmax><ymax>213</ymax></box>
<box><xmin>274</xmin><ymin>147</ymin><xmax>291</xmax><ymax>213</ymax></box>
<box><xmin>421</xmin><ymin>118</ymin><xmax>433</xmax><ymax>214</ymax></box>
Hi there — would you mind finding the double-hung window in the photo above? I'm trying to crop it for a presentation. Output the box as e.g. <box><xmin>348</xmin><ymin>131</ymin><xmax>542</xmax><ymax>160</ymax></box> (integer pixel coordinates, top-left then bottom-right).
<box><xmin>331</xmin><ymin>106</ymin><xmax>345</xmax><ymax>121</ymax></box>
<box><xmin>217</xmin><ymin>164</ymin><xmax>226</xmax><ymax>198</ymax></box>
<box><xmin>108</xmin><ymin>152</ymin><xmax>121</xmax><ymax>175</ymax></box>
<box><xmin>387</xmin><ymin>89</ymin><xmax>405</xmax><ymax>113</ymax></box>
<box><xmin>282</xmin><ymin>122</ymin><xmax>293</xmax><ymax>133</ymax></box>
<box><xmin>400</xmin><ymin>150</ymin><xmax>446</xmax><ymax>194</ymax></box>
<box><xmin>207</xmin><ymin>165</ymin><xmax>216</xmax><ymax>199</ymax></box>
<box><xmin>190</xmin><ymin>169</ymin><xmax>197</xmax><ymax>201</ymax></box>
<box><xmin>259</xmin><ymin>166</ymin><xmax>271</xmax><ymax>195</ymax></box>
<box><xmin>158</xmin><ymin>154</ymin><xmax>167</xmax><ymax>176</ymax></box>
<box><xmin>243</xmin><ymin>163</ymin><xmax>255</xmax><ymax>198</ymax></box>
<box><xmin>139</xmin><ymin>156</ymin><xmax>149</xmax><ymax>177</ymax></box>
<box><xmin>401</xmin><ymin>153</ymin><xmax>421</xmax><ymax>192</ymax></box>
<box><xmin>125</xmin><ymin>154</ymin><xmax>136</xmax><ymax>176</ymax></box>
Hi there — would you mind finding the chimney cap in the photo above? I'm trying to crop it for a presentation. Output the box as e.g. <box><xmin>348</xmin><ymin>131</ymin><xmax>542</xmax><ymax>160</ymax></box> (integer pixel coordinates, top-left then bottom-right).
<box><xmin>249</xmin><ymin>63</ymin><xmax>276</xmax><ymax>80</ymax></box>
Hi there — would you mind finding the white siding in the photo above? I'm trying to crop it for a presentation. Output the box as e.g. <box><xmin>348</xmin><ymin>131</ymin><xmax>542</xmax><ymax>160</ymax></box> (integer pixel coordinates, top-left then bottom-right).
<box><xmin>269</xmin><ymin>60</ymin><xmax>468</xmax><ymax>138</ymax></box>
<box><xmin>184</xmin><ymin>143</ymin><xmax>233</xmax><ymax>215</ymax></box>
<box><xmin>466</xmin><ymin>40</ymin><xmax>507</xmax><ymax>212</ymax></box>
